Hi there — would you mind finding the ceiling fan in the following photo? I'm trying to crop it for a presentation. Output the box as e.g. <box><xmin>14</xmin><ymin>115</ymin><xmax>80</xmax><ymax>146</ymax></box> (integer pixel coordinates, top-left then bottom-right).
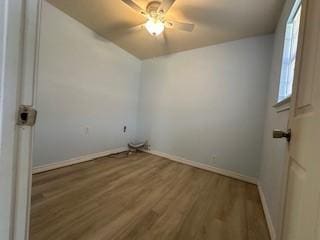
<box><xmin>121</xmin><ymin>0</ymin><xmax>195</xmax><ymax>36</ymax></box>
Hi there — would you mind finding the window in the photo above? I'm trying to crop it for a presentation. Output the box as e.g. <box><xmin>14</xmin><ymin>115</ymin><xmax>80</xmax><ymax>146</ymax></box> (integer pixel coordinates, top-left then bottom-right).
<box><xmin>278</xmin><ymin>1</ymin><xmax>302</xmax><ymax>102</ymax></box>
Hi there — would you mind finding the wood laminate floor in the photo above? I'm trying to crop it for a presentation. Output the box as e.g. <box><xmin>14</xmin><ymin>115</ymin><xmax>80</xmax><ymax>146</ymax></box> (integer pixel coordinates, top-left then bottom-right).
<box><xmin>30</xmin><ymin>152</ymin><xmax>270</xmax><ymax>240</ymax></box>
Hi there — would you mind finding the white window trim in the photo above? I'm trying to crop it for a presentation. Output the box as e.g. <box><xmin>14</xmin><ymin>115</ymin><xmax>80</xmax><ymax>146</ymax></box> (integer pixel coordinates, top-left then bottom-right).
<box><xmin>273</xmin><ymin>96</ymin><xmax>291</xmax><ymax>112</ymax></box>
<box><xmin>277</xmin><ymin>0</ymin><xmax>302</xmax><ymax>104</ymax></box>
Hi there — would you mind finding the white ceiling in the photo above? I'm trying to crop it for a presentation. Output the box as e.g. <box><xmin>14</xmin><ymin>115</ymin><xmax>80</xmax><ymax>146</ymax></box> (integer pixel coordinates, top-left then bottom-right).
<box><xmin>47</xmin><ymin>0</ymin><xmax>285</xmax><ymax>59</ymax></box>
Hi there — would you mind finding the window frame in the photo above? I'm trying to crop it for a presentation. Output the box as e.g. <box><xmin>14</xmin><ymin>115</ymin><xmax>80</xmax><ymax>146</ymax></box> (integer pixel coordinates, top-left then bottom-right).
<box><xmin>277</xmin><ymin>0</ymin><xmax>302</xmax><ymax>104</ymax></box>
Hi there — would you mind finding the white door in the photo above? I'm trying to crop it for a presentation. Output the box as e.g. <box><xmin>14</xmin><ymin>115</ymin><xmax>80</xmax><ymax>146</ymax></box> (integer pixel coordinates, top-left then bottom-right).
<box><xmin>281</xmin><ymin>0</ymin><xmax>320</xmax><ymax>239</ymax></box>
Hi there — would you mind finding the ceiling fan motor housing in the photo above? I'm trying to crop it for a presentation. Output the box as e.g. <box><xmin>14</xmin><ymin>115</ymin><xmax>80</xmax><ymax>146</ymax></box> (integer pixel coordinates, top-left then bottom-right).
<box><xmin>147</xmin><ymin>1</ymin><xmax>162</xmax><ymax>18</ymax></box>
<box><xmin>120</xmin><ymin>0</ymin><xmax>195</xmax><ymax>37</ymax></box>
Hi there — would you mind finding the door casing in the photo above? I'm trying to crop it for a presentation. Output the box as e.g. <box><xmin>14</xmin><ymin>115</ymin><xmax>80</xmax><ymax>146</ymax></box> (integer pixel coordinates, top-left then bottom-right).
<box><xmin>0</xmin><ymin>0</ymin><xmax>42</xmax><ymax>239</ymax></box>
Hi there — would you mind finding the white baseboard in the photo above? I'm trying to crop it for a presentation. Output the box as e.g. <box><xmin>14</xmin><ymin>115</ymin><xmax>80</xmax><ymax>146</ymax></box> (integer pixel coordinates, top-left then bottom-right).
<box><xmin>142</xmin><ymin>149</ymin><xmax>257</xmax><ymax>185</ymax></box>
<box><xmin>32</xmin><ymin>147</ymin><xmax>128</xmax><ymax>174</ymax></box>
<box><xmin>257</xmin><ymin>183</ymin><xmax>276</xmax><ymax>240</ymax></box>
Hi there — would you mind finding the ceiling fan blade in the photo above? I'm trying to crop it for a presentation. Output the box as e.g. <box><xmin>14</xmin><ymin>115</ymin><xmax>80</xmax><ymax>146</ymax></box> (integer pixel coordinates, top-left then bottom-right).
<box><xmin>121</xmin><ymin>0</ymin><xmax>147</xmax><ymax>17</ymax></box>
<box><xmin>158</xmin><ymin>0</ymin><xmax>176</xmax><ymax>14</ymax></box>
<box><xmin>106</xmin><ymin>23</ymin><xmax>145</xmax><ymax>37</ymax></box>
<box><xmin>165</xmin><ymin>20</ymin><xmax>195</xmax><ymax>32</ymax></box>
<box><xmin>126</xmin><ymin>23</ymin><xmax>146</xmax><ymax>33</ymax></box>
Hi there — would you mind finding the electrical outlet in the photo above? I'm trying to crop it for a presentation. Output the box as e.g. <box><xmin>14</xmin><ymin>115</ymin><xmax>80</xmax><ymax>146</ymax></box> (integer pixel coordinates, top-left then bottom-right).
<box><xmin>123</xmin><ymin>126</ymin><xmax>127</xmax><ymax>133</ymax></box>
<box><xmin>212</xmin><ymin>155</ymin><xmax>217</xmax><ymax>162</ymax></box>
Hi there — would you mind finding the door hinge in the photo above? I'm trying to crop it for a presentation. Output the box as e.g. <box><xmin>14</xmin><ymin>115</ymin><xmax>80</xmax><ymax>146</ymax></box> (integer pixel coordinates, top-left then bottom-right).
<box><xmin>17</xmin><ymin>105</ymin><xmax>37</xmax><ymax>126</ymax></box>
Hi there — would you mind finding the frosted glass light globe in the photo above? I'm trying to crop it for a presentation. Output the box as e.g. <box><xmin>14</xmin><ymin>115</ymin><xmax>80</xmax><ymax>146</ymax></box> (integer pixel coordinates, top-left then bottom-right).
<box><xmin>145</xmin><ymin>19</ymin><xmax>165</xmax><ymax>36</ymax></box>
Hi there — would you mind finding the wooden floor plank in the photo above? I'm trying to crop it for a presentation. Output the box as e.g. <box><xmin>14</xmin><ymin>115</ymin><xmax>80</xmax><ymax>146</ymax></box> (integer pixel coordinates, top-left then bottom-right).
<box><xmin>174</xmin><ymin>174</ymin><xmax>220</xmax><ymax>240</ymax></box>
<box><xmin>30</xmin><ymin>152</ymin><xmax>270</xmax><ymax>240</ymax></box>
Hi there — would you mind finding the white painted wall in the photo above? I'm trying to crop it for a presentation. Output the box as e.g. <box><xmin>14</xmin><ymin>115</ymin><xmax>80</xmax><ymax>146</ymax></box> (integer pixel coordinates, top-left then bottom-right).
<box><xmin>33</xmin><ymin>2</ymin><xmax>141</xmax><ymax>167</ymax></box>
<box><xmin>137</xmin><ymin>36</ymin><xmax>274</xmax><ymax>178</ymax></box>
<box><xmin>259</xmin><ymin>0</ymin><xmax>296</xmax><ymax>238</ymax></box>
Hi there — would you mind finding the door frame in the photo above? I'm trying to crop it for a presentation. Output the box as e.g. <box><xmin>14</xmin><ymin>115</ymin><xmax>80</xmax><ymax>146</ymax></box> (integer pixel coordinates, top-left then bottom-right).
<box><xmin>0</xmin><ymin>0</ymin><xmax>42</xmax><ymax>239</ymax></box>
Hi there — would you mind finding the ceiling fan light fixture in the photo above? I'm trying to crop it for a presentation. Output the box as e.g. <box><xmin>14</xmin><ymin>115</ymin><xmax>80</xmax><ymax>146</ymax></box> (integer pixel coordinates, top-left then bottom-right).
<box><xmin>145</xmin><ymin>19</ymin><xmax>164</xmax><ymax>36</ymax></box>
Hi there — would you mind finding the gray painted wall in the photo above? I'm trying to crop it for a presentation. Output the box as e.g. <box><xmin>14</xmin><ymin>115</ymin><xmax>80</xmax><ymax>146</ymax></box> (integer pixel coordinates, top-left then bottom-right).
<box><xmin>137</xmin><ymin>36</ymin><xmax>274</xmax><ymax>178</ymax></box>
<box><xmin>33</xmin><ymin>2</ymin><xmax>141</xmax><ymax>166</ymax></box>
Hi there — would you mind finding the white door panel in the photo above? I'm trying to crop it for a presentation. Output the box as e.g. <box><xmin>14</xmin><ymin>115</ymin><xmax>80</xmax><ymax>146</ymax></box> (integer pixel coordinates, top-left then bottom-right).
<box><xmin>282</xmin><ymin>0</ymin><xmax>320</xmax><ymax>239</ymax></box>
